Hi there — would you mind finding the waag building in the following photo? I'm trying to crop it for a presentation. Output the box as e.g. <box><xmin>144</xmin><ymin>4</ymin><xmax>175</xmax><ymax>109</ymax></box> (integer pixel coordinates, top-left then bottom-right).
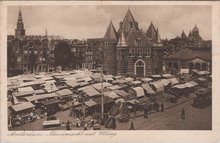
<box><xmin>87</xmin><ymin>9</ymin><xmax>164</xmax><ymax>77</ymax></box>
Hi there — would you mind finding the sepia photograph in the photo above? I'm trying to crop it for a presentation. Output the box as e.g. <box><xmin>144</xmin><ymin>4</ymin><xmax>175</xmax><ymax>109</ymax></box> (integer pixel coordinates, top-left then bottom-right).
<box><xmin>5</xmin><ymin>4</ymin><xmax>213</xmax><ymax>131</ymax></box>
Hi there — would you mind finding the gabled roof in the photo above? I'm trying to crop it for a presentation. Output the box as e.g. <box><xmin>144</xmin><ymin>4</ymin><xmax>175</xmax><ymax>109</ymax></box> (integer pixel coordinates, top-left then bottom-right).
<box><xmin>126</xmin><ymin>30</ymin><xmax>152</xmax><ymax>47</ymax></box>
<box><xmin>103</xmin><ymin>21</ymin><xmax>117</xmax><ymax>40</ymax></box>
<box><xmin>164</xmin><ymin>48</ymin><xmax>211</xmax><ymax>61</ymax></box>
<box><xmin>118</xmin><ymin>9</ymin><xmax>139</xmax><ymax>34</ymax></box>
<box><xmin>146</xmin><ymin>22</ymin><xmax>157</xmax><ymax>41</ymax></box>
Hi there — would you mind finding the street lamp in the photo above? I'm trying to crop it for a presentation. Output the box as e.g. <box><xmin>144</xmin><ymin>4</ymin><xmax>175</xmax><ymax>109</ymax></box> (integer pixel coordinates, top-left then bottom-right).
<box><xmin>99</xmin><ymin>47</ymin><xmax>104</xmax><ymax>120</ymax></box>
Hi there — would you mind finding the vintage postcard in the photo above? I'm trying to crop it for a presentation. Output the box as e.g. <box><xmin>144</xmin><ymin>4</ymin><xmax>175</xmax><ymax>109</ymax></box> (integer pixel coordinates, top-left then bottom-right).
<box><xmin>0</xmin><ymin>1</ymin><xmax>220</xmax><ymax>143</ymax></box>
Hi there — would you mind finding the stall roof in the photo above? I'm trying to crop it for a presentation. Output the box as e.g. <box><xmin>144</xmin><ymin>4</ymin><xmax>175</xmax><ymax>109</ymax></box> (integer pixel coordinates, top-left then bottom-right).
<box><xmin>40</xmin><ymin>98</ymin><xmax>62</xmax><ymax>106</ymax></box>
<box><xmin>197</xmin><ymin>77</ymin><xmax>207</xmax><ymax>81</ymax></box>
<box><xmin>56</xmin><ymin>89</ymin><xmax>73</xmax><ymax>97</ymax></box>
<box><xmin>92</xmin><ymin>82</ymin><xmax>112</xmax><ymax>91</ymax></box>
<box><xmin>198</xmin><ymin>71</ymin><xmax>210</xmax><ymax>75</ymax></box>
<box><xmin>79</xmin><ymin>81</ymin><xmax>90</xmax><ymax>87</ymax></box>
<box><xmin>125</xmin><ymin>77</ymin><xmax>134</xmax><ymax>82</ymax></box>
<box><xmin>132</xmin><ymin>87</ymin><xmax>145</xmax><ymax>98</ymax></box>
<box><xmin>141</xmin><ymin>78</ymin><xmax>153</xmax><ymax>83</ymax></box>
<box><xmin>104</xmin><ymin>75</ymin><xmax>114</xmax><ymax>81</ymax></box>
<box><xmin>11</xmin><ymin>102</ymin><xmax>35</xmax><ymax>112</ymax></box>
<box><xmin>18</xmin><ymin>86</ymin><xmax>34</xmax><ymax>93</ymax></box>
<box><xmin>112</xmin><ymin>79</ymin><xmax>128</xmax><ymax>84</ymax></box>
<box><xmin>162</xmin><ymin>74</ymin><xmax>174</xmax><ymax>78</ymax></box>
<box><xmin>131</xmin><ymin>80</ymin><xmax>142</xmax><ymax>85</ymax></box>
<box><xmin>180</xmin><ymin>69</ymin><xmax>189</xmax><ymax>74</ymax></box>
<box><xmin>65</xmin><ymin>80</ymin><xmax>80</xmax><ymax>88</ymax></box>
<box><xmin>151</xmin><ymin>75</ymin><xmax>162</xmax><ymax>78</ymax></box>
<box><xmin>92</xmin><ymin>96</ymin><xmax>114</xmax><ymax>105</ymax></box>
<box><xmin>169</xmin><ymin>78</ymin><xmax>179</xmax><ymax>86</ymax></box>
<box><xmin>150</xmin><ymin>82</ymin><xmax>164</xmax><ymax>92</ymax></box>
<box><xmin>43</xmin><ymin>83</ymin><xmax>59</xmax><ymax>93</ymax></box>
<box><xmin>34</xmin><ymin>89</ymin><xmax>45</xmax><ymax>95</ymax></box>
<box><xmin>141</xmin><ymin>84</ymin><xmax>155</xmax><ymax>94</ymax></box>
<box><xmin>185</xmin><ymin>81</ymin><xmax>198</xmax><ymax>88</ymax></box>
<box><xmin>45</xmin><ymin>80</ymin><xmax>56</xmax><ymax>84</ymax></box>
<box><xmin>114</xmin><ymin>76</ymin><xmax>122</xmax><ymax>79</ymax></box>
<box><xmin>83</xmin><ymin>77</ymin><xmax>93</xmax><ymax>82</ymax></box>
<box><xmin>85</xmin><ymin>100</ymin><xmax>97</xmax><ymax>107</ymax></box>
<box><xmin>104</xmin><ymin>91</ymin><xmax>120</xmax><ymax>99</ymax></box>
<box><xmin>41</xmin><ymin>76</ymin><xmax>54</xmax><ymax>81</ymax></box>
<box><xmin>25</xmin><ymin>93</ymin><xmax>58</xmax><ymax>102</ymax></box>
<box><xmin>14</xmin><ymin>91</ymin><xmax>33</xmax><ymax>97</ymax></box>
<box><xmin>108</xmin><ymin>85</ymin><xmax>122</xmax><ymax>91</ymax></box>
<box><xmin>172</xmin><ymin>84</ymin><xmax>187</xmax><ymax>89</ymax></box>
<box><xmin>158</xmin><ymin>79</ymin><xmax>171</xmax><ymax>86</ymax></box>
<box><xmin>114</xmin><ymin>90</ymin><xmax>129</xmax><ymax>97</ymax></box>
<box><xmin>78</xmin><ymin>86</ymin><xmax>100</xmax><ymax>97</ymax></box>
<box><xmin>90</xmin><ymin>73</ymin><xmax>101</xmax><ymax>79</ymax></box>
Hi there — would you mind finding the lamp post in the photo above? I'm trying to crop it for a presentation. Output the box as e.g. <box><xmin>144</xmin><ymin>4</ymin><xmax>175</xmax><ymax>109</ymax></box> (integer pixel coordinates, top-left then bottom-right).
<box><xmin>99</xmin><ymin>47</ymin><xmax>104</xmax><ymax>120</ymax></box>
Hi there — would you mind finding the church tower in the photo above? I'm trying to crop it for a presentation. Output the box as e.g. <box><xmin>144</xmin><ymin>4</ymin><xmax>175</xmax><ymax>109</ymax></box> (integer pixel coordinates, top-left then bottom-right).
<box><xmin>103</xmin><ymin>21</ymin><xmax>118</xmax><ymax>75</ymax></box>
<box><xmin>15</xmin><ymin>9</ymin><xmax>25</xmax><ymax>37</ymax></box>
<box><xmin>116</xmin><ymin>31</ymin><xmax>128</xmax><ymax>76</ymax></box>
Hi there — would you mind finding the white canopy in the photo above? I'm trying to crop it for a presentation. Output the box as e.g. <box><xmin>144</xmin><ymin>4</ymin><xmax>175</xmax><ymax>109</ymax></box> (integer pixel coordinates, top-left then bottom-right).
<box><xmin>104</xmin><ymin>91</ymin><xmax>120</xmax><ymax>99</ymax></box>
<box><xmin>92</xmin><ymin>82</ymin><xmax>112</xmax><ymax>91</ymax></box>
<box><xmin>43</xmin><ymin>82</ymin><xmax>58</xmax><ymax>93</ymax></box>
<box><xmin>131</xmin><ymin>80</ymin><xmax>142</xmax><ymax>85</ymax></box>
<box><xmin>108</xmin><ymin>85</ymin><xmax>122</xmax><ymax>91</ymax></box>
<box><xmin>125</xmin><ymin>77</ymin><xmax>134</xmax><ymax>82</ymax></box>
<box><xmin>11</xmin><ymin>102</ymin><xmax>35</xmax><ymax>112</ymax></box>
<box><xmin>172</xmin><ymin>84</ymin><xmax>187</xmax><ymax>89</ymax></box>
<box><xmin>65</xmin><ymin>80</ymin><xmax>79</xmax><ymax>88</ymax></box>
<box><xmin>56</xmin><ymin>89</ymin><xmax>73</xmax><ymax>97</ymax></box>
<box><xmin>24</xmin><ymin>93</ymin><xmax>58</xmax><ymax>102</ymax></box>
<box><xmin>132</xmin><ymin>87</ymin><xmax>145</xmax><ymax>98</ymax></box>
<box><xmin>162</xmin><ymin>74</ymin><xmax>174</xmax><ymax>78</ymax></box>
<box><xmin>150</xmin><ymin>82</ymin><xmax>164</xmax><ymax>93</ymax></box>
<box><xmin>141</xmin><ymin>78</ymin><xmax>153</xmax><ymax>83</ymax></box>
<box><xmin>142</xmin><ymin>84</ymin><xmax>156</xmax><ymax>94</ymax></box>
<box><xmin>169</xmin><ymin>78</ymin><xmax>179</xmax><ymax>86</ymax></box>
<box><xmin>180</xmin><ymin>69</ymin><xmax>189</xmax><ymax>74</ymax></box>
<box><xmin>78</xmin><ymin>86</ymin><xmax>100</xmax><ymax>97</ymax></box>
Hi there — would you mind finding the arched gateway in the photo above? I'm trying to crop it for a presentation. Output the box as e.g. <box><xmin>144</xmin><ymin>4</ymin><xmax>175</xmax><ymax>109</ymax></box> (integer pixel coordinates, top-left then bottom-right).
<box><xmin>134</xmin><ymin>59</ymin><xmax>146</xmax><ymax>77</ymax></box>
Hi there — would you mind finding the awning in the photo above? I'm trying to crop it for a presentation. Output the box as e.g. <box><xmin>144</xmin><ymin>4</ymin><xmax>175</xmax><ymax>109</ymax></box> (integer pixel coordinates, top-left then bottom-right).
<box><xmin>11</xmin><ymin>102</ymin><xmax>35</xmax><ymax>112</ymax></box>
<box><xmin>85</xmin><ymin>100</ymin><xmax>97</xmax><ymax>107</ymax></box>
<box><xmin>151</xmin><ymin>75</ymin><xmax>162</xmax><ymax>78</ymax></box>
<box><xmin>78</xmin><ymin>86</ymin><xmax>100</xmax><ymax>97</ymax></box>
<box><xmin>169</xmin><ymin>78</ymin><xmax>179</xmax><ymax>86</ymax></box>
<box><xmin>45</xmin><ymin>80</ymin><xmax>56</xmax><ymax>84</ymax></box>
<box><xmin>197</xmin><ymin>77</ymin><xmax>207</xmax><ymax>82</ymax></box>
<box><xmin>65</xmin><ymin>80</ymin><xmax>80</xmax><ymax>88</ymax></box>
<box><xmin>150</xmin><ymin>82</ymin><xmax>164</xmax><ymax>93</ymax></box>
<box><xmin>114</xmin><ymin>76</ymin><xmax>122</xmax><ymax>79</ymax></box>
<box><xmin>56</xmin><ymin>89</ymin><xmax>73</xmax><ymax>97</ymax></box>
<box><xmin>92</xmin><ymin>96</ymin><xmax>114</xmax><ymax>105</ymax></box>
<box><xmin>141</xmin><ymin>84</ymin><xmax>156</xmax><ymax>94</ymax></box>
<box><xmin>24</xmin><ymin>93</ymin><xmax>58</xmax><ymax>102</ymax></box>
<box><xmin>132</xmin><ymin>87</ymin><xmax>145</xmax><ymax>98</ymax></box>
<box><xmin>180</xmin><ymin>69</ymin><xmax>189</xmax><ymax>74</ymax></box>
<box><xmin>108</xmin><ymin>85</ymin><xmax>122</xmax><ymax>90</ymax></box>
<box><xmin>18</xmin><ymin>86</ymin><xmax>34</xmax><ymax>93</ymax></box>
<box><xmin>104</xmin><ymin>91</ymin><xmax>120</xmax><ymax>99</ymax></box>
<box><xmin>83</xmin><ymin>77</ymin><xmax>93</xmax><ymax>82</ymax></box>
<box><xmin>197</xmin><ymin>71</ymin><xmax>210</xmax><ymax>75</ymax></box>
<box><xmin>90</xmin><ymin>73</ymin><xmax>101</xmax><ymax>79</ymax></box>
<box><xmin>104</xmin><ymin>75</ymin><xmax>114</xmax><ymax>81</ymax></box>
<box><xmin>187</xmin><ymin>81</ymin><xmax>198</xmax><ymax>87</ymax></box>
<box><xmin>92</xmin><ymin>82</ymin><xmax>112</xmax><ymax>91</ymax></box>
<box><xmin>141</xmin><ymin>78</ymin><xmax>153</xmax><ymax>83</ymax></box>
<box><xmin>79</xmin><ymin>81</ymin><xmax>90</xmax><ymax>87</ymax></box>
<box><xmin>41</xmin><ymin>76</ymin><xmax>54</xmax><ymax>81</ymax></box>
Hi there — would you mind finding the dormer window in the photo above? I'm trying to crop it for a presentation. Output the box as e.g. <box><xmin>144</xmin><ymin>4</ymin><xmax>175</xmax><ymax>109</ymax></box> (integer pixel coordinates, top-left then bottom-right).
<box><xmin>129</xmin><ymin>21</ymin><xmax>133</xmax><ymax>29</ymax></box>
<box><xmin>104</xmin><ymin>42</ymin><xmax>108</xmax><ymax>46</ymax></box>
<box><xmin>136</xmin><ymin>38</ymin><xmax>142</xmax><ymax>46</ymax></box>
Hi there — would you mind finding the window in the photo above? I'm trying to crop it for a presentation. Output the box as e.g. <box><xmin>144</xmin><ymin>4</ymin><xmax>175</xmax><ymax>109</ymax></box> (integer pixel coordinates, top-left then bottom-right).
<box><xmin>117</xmin><ymin>51</ymin><xmax>122</xmax><ymax>60</ymax></box>
<box><xmin>145</xmin><ymin>49</ymin><xmax>151</xmax><ymax>57</ymax></box>
<box><xmin>71</xmin><ymin>48</ymin><xmax>76</xmax><ymax>52</ymax></box>
<box><xmin>39</xmin><ymin>57</ymin><xmax>43</xmax><ymax>61</ymax></box>
<box><xmin>129</xmin><ymin>21</ymin><xmax>133</xmax><ymax>29</ymax></box>
<box><xmin>24</xmin><ymin>50</ymin><xmax>28</xmax><ymax>54</ymax></box>
<box><xmin>34</xmin><ymin>50</ymin><xmax>38</xmax><ymax>55</ymax></box>
<box><xmin>104</xmin><ymin>42</ymin><xmax>108</xmax><ymax>46</ymax></box>
<box><xmin>136</xmin><ymin>38</ymin><xmax>142</xmax><ymax>46</ymax></box>
<box><xmin>17</xmin><ymin>56</ymin><xmax>21</xmax><ymax>62</ymax></box>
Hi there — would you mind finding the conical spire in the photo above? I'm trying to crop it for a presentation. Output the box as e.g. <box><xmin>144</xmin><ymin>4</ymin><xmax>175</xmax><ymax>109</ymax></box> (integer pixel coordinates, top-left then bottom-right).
<box><xmin>103</xmin><ymin>21</ymin><xmax>117</xmax><ymax>40</ymax></box>
<box><xmin>146</xmin><ymin>22</ymin><xmax>157</xmax><ymax>41</ymax></box>
<box><xmin>45</xmin><ymin>29</ymin><xmax>48</xmax><ymax>36</ymax></box>
<box><xmin>118</xmin><ymin>8</ymin><xmax>139</xmax><ymax>34</ymax></box>
<box><xmin>117</xmin><ymin>31</ymin><xmax>127</xmax><ymax>47</ymax></box>
<box><xmin>188</xmin><ymin>30</ymin><xmax>192</xmax><ymax>38</ymax></box>
<box><xmin>156</xmin><ymin>28</ymin><xmax>161</xmax><ymax>43</ymax></box>
<box><xmin>181</xmin><ymin>30</ymin><xmax>186</xmax><ymax>39</ymax></box>
<box><xmin>15</xmin><ymin>9</ymin><xmax>25</xmax><ymax>37</ymax></box>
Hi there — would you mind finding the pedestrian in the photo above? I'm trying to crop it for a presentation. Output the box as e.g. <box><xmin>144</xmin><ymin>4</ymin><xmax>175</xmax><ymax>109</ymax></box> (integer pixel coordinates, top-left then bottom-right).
<box><xmin>112</xmin><ymin>116</ymin><xmax>117</xmax><ymax>130</ymax></box>
<box><xmin>181</xmin><ymin>108</ymin><xmax>185</xmax><ymax>120</ymax></box>
<box><xmin>66</xmin><ymin>120</ymin><xmax>71</xmax><ymax>130</ymax></box>
<box><xmin>90</xmin><ymin>117</ymin><xmax>95</xmax><ymax>127</ymax></box>
<box><xmin>130</xmin><ymin>120</ymin><xmax>135</xmax><ymax>130</ymax></box>
<box><xmin>144</xmin><ymin>106</ymin><xmax>148</xmax><ymax>118</ymax></box>
<box><xmin>155</xmin><ymin>102</ymin><xmax>159</xmax><ymax>112</ymax></box>
<box><xmin>161</xmin><ymin>102</ymin><xmax>164</xmax><ymax>112</ymax></box>
<box><xmin>84</xmin><ymin>123</ymin><xmax>88</xmax><ymax>130</ymax></box>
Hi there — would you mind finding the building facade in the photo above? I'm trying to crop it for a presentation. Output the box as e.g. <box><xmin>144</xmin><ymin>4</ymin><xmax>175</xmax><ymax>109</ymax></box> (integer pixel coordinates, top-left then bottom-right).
<box><xmin>86</xmin><ymin>9</ymin><xmax>164</xmax><ymax>77</ymax></box>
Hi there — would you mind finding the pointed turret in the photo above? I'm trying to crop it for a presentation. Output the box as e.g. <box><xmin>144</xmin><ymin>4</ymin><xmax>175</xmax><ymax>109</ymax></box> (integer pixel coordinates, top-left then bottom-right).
<box><xmin>103</xmin><ymin>21</ymin><xmax>117</xmax><ymax>40</ymax></box>
<box><xmin>188</xmin><ymin>30</ymin><xmax>192</xmax><ymax>38</ymax></box>
<box><xmin>117</xmin><ymin>32</ymin><xmax>127</xmax><ymax>47</ymax></box>
<box><xmin>118</xmin><ymin>8</ymin><xmax>139</xmax><ymax>35</ymax></box>
<box><xmin>146</xmin><ymin>22</ymin><xmax>157</xmax><ymax>42</ymax></box>
<box><xmin>181</xmin><ymin>30</ymin><xmax>187</xmax><ymax>39</ymax></box>
<box><xmin>15</xmin><ymin>9</ymin><xmax>25</xmax><ymax>37</ymax></box>
<box><xmin>45</xmin><ymin>29</ymin><xmax>48</xmax><ymax>37</ymax></box>
<box><xmin>156</xmin><ymin>28</ymin><xmax>161</xmax><ymax>43</ymax></box>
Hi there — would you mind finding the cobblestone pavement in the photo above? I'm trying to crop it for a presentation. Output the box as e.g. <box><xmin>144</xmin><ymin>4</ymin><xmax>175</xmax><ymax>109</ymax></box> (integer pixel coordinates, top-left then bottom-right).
<box><xmin>12</xmin><ymin>93</ymin><xmax>211</xmax><ymax>130</ymax></box>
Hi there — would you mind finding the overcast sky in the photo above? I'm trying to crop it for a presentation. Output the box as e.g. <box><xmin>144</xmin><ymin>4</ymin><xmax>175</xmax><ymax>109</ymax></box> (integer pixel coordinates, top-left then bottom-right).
<box><xmin>7</xmin><ymin>5</ymin><xmax>212</xmax><ymax>40</ymax></box>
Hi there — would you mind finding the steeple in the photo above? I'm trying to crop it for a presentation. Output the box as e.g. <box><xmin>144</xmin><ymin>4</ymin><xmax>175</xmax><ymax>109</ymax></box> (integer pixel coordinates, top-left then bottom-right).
<box><xmin>117</xmin><ymin>32</ymin><xmax>127</xmax><ymax>47</ymax></box>
<box><xmin>146</xmin><ymin>22</ymin><xmax>157</xmax><ymax>42</ymax></box>
<box><xmin>188</xmin><ymin>30</ymin><xmax>192</xmax><ymax>38</ymax></box>
<box><xmin>15</xmin><ymin>9</ymin><xmax>25</xmax><ymax>37</ymax></box>
<box><xmin>156</xmin><ymin>28</ymin><xmax>161</xmax><ymax>43</ymax></box>
<box><xmin>118</xmin><ymin>8</ymin><xmax>139</xmax><ymax>35</ymax></box>
<box><xmin>103</xmin><ymin>21</ymin><xmax>117</xmax><ymax>40</ymax></box>
<box><xmin>45</xmin><ymin>29</ymin><xmax>48</xmax><ymax>37</ymax></box>
<box><xmin>181</xmin><ymin>30</ymin><xmax>187</xmax><ymax>39</ymax></box>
